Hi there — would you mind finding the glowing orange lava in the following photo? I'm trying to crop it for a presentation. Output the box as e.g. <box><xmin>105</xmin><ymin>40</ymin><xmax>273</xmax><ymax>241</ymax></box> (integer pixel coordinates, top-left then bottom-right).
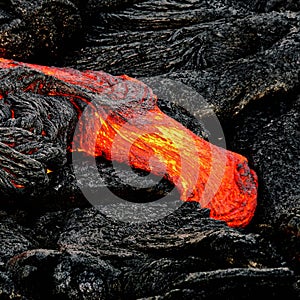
<box><xmin>0</xmin><ymin>58</ymin><xmax>258</xmax><ymax>227</ymax></box>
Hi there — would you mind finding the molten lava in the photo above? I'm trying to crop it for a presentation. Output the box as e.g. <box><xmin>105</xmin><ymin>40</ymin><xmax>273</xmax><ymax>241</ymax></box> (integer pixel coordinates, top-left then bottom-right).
<box><xmin>0</xmin><ymin>58</ymin><xmax>258</xmax><ymax>227</ymax></box>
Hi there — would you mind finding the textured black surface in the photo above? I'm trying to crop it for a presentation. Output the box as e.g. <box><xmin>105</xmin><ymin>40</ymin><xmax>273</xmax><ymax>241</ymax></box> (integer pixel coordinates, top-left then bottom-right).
<box><xmin>2</xmin><ymin>203</ymin><xmax>298</xmax><ymax>299</ymax></box>
<box><xmin>0</xmin><ymin>0</ymin><xmax>299</xmax><ymax>299</ymax></box>
<box><xmin>0</xmin><ymin>0</ymin><xmax>81</xmax><ymax>63</ymax></box>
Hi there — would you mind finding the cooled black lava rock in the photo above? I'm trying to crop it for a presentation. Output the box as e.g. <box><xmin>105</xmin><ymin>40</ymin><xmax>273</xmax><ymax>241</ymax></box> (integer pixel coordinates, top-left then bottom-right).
<box><xmin>0</xmin><ymin>211</ymin><xmax>37</xmax><ymax>299</ymax></box>
<box><xmin>62</xmin><ymin>1</ymin><xmax>300</xmax><ymax>124</ymax></box>
<box><xmin>0</xmin><ymin>65</ymin><xmax>79</xmax><ymax>198</ymax></box>
<box><xmin>166</xmin><ymin>18</ymin><xmax>300</xmax><ymax>121</ymax></box>
<box><xmin>8</xmin><ymin>249</ymin><xmax>122</xmax><ymax>300</ymax></box>
<box><xmin>230</xmin><ymin>94</ymin><xmax>300</xmax><ymax>270</ymax></box>
<box><xmin>55</xmin><ymin>203</ymin><xmax>285</xmax><ymax>265</ymax></box>
<box><xmin>0</xmin><ymin>203</ymin><xmax>297</xmax><ymax>299</ymax></box>
<box><xmin>146</xmin><ymin>268</ymin><xmax>296</xmax><ymax>299</ymax></box>
<box><xmin>0</xmin><ymin>271</ymin><xmax>24</xmax><ymax>300</ymax></box>
<box><xmin>0</xmin><ymin>211</ymin><xmax>37</xmax><ymax>265</ymax></box>
<box><xmin>234</xmin><ymin>97</ymin><xmax>299</xmax><ymax>226</ymax></box>
<box><xmin>0</xmin><ymin>0</ymin><xmax>299</xmax><ymax>299</ymax></box>
<box><xmin>0</xmin><ymin>0</ymin><xmax>81</xmax><ymax>63</ymax></box>
<box><xmin>65</xmin><ymin>3</ymin><xmax>300</xmax><ymax>81</ymax></box>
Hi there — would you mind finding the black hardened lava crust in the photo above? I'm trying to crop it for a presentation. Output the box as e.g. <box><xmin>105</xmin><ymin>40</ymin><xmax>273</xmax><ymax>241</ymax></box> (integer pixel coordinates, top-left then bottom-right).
<box><xmin>0</xmin><ymin>1</ymin><xmax>299</xmax><ymax>299</ymax></box>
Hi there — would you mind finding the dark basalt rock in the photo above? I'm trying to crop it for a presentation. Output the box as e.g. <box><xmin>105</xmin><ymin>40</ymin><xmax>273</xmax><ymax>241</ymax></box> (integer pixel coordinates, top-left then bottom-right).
<box><xmin>63</xmin><ymin>2</ymin><xmax>300</xmax><ymax>124</ymax></box>
<box><xmin>232</xmin><ymin>96</ymin><xmax>299</xmax><ymax>226</ymax></box>
<box><xmin>8</xmin><ymin>249</ymin><xmax>122</xmax><ymax>300</ymax></box>
<box><xmin>166</xmin><ymin>21</ymin><xmax>300</xmax><ymax>120</ymax></box>
<box><xmin>0</xmin><ymin>203</ymin><xmax>296</xmax><ymax>299</ymax></box>
<box><xmin>0</xmin><ymin>0</ymin><xmax>81</xmax><ymax>63</ymax></box>
<box><xmin>65</xmin><ymin>3</ymin><xmax>300</xmax><ymax>78</ymax></box>
<box><xmin>230</xmin><ymin>94</ymin><xmax>300</xmax><ymax>270</ymax></box>
<box><xmin>0</xmin><ymin>203</ymin><xmax>297</xmax><ymax>299</ymax></box>
<box><xmin>0</xmin><ymin>211</ymin><xmax>37</xmax><ymax>299</ymax></box>
<box><xmin>57</xmin><ymin>204</ymin><xmax>274</xmax><ymax>261</ymax></box>
<box><xmin>0</xmin><ymin>0</ymin><xmax>299</xmax><ymax>299</ymax></box>
<box><xmin>145</xmin><ymin>268</ymin><xmax>296</xmax><ymax>299</ymax></box>
<box><xmin>0</xmin><ymin>211</ymin><xmax>37</xmax><ymax>266</ymax></box>
<box><xmin>0</xmin><ymin>271</ymin><xmax>25</xmax><ymax>300</ymax></box>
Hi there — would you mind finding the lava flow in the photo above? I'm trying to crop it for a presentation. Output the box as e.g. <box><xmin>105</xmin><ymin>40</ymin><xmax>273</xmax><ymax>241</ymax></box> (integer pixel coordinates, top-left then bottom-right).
<box><xmin>0</xmin><ymin>58</ymin><xmax>258</xmax><ymax>227</ymax></box>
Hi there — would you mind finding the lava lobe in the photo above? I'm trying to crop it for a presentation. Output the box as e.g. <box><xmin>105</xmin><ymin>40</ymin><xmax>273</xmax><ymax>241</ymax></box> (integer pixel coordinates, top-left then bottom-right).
<box><xmin>0</xmin><ymin>58</ymin><xmax>258</xmax><ymax>227</ymax></box>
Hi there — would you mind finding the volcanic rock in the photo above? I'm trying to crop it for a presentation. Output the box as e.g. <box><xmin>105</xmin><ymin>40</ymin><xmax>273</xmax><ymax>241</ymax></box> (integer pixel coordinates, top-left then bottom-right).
<box><xmin>2</xmin><ymin>203</ymin><xmax>297</xmax><ymax>299</ymax></box>
<box><xmin>232</xmin><ymin>96</ymin><xmax>299</xmax><ymax>226</ymax></box>
<box><xmin>0</xmin><ymin>0</ymin><xmax>81</xmax><ymax>63</ymax></box>
<box><xmin>63</xmin><ymin>1</ymin><xmax>300</xmax><ymax>124</ymax></box>
<box><xmin>0</xmin><ymin>271</ymin><xmax>25</xmax><ymax>300</ymax></box>
<box><xmin>0</xmin><ymin>211</ymin><xmax>37</xmax><ymax>265</ymax></box>
<box><xmin>8</xmin><ymin>249</ymin><xmax>122</xmax><ymax>300</ymax></box>
<box><xmin>166</xmin><ymin>22</ymin><xmax>300</xmax><ymax>121</ymax></box>
<box><xmin>230</xmin><ymin>94</ymin><xmax>300</xmax><ymax>269</ymax></box>
<box><xmin>0</xmin><ymin>0</ymin><xmax>298</xmax><ymax>299</ymax></box>
<box><xmin>144</xmin><ymin>268</ymin><xmax>296</xmax><ymax>299</ymax></box>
